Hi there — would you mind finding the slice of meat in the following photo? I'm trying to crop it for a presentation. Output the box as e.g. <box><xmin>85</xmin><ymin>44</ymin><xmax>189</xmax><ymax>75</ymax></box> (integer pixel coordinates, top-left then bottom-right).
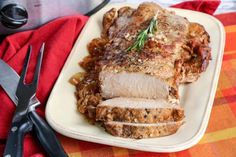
<box><xmin>99</xmin><ymin>71</ymin><xmax>178</xmax><ymax>100</ymax></box>
<box><xmin>104</xmin><ymin>121</ymin><xmax>184</xmax><ymax>139</ymax></box>
<box><xmin>96</xmin><ymin>97</ymin><xmax>184</xmax><ymax>123</ymax></box>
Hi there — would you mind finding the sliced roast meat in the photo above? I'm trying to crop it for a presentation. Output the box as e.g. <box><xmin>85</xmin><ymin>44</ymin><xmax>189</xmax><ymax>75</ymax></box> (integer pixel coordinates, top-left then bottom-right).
<box><xmin>104</xmin><ymin>121</ymin><xmax>184</xmax><ymax>139</ymax></box>
<box><xmin>96</xmin><ymin>97</ymin><xmax>184</xmax><ymax>123</ymax></box>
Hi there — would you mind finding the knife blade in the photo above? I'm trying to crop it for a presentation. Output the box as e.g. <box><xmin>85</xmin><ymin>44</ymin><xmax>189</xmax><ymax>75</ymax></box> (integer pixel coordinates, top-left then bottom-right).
<box><xmin>0</xmin><ymin>58</ymin><xmax>68</xmax><ymax>157</ymax></box>
<box><xmin>0</xmin><ymin>59</ymin><xmax>40</xmax><ymax>106</ymax></box>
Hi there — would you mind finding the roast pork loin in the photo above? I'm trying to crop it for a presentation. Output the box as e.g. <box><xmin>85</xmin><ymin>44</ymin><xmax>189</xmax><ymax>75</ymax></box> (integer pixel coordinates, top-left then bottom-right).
<box><xmin>75</xmin><ymin>2</ymin><xmax>211</xmax><ymax>139</ymax></box>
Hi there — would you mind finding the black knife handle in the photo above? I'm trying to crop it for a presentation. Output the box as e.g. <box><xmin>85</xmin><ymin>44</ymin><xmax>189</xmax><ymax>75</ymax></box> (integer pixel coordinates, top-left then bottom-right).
<box><xmin>28</xmin><ymin>111</ymin><xmax>68</xmax><ymax>157</ymax></box>
<box><xmin>4</xmin><ymin>117</ymin><xmax>32</xmax><ymax>157</ymax></box>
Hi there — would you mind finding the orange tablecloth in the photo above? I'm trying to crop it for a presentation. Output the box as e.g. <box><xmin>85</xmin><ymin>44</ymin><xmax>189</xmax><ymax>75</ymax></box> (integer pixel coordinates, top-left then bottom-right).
<box><xmin>57</xmin><ymin>14</ymin><xmax>236</xmax><ymax>157</ymax></box>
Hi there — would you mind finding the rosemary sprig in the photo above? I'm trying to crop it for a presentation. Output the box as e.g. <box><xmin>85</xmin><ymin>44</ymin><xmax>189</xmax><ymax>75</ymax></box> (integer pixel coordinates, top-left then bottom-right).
<box><xmin>127</xmin><ymin>16</ymin><xmax>157</xmax><ymax>52</ymax></box>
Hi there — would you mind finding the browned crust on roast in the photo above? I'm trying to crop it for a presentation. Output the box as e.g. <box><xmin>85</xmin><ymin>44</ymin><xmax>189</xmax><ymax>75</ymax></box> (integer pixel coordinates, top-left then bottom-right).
<box><xmin>132</xmin><ymin>2</ymin><xmax>164</xmax><ymax>24</ymax></box>
<box><xmin>96</xmin><ymin>106</ymin><xmax>184</xmax><ymax>123</ymax></box>
<box><xmin>98</xmin><ymin>4</ymin><xmax>211</xmax><ymax>85</ymax></box>
<box><xmin>176</xmin><ymin>23</ymin><xmax>211</xmax><ymax>83</ymax></box>
<box><xmin>102</xmin><ymin>8</ymin><xmax>117</xmax><ymax>38</ymax></box>
<box><xmin>187</xmin><ymin>23</ymin><xmax>211</xmax><ymax>72</ymax></box>
<box><xmin>118</xmin><ymin>7</ymin><xmax>135</xmax><ymax>17</ymax></box>
<box><xmin>104</xmin><ymin>121</ymin><xmax>183</xmax><ymax>139</ymax></box>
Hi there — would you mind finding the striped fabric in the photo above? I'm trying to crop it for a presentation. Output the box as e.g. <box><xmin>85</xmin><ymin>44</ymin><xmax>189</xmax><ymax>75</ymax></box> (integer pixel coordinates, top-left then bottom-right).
<box><xmin>58</xmin><ymin>16</ymin><xmax>236</xmax><ymax>157</ymax></box>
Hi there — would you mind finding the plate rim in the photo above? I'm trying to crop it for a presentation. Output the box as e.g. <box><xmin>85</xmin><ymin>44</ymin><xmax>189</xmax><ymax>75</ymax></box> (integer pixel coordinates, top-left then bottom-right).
<box><xmin>45</xmin><ymin>4</ymin><xmax>226</xmax><ymax>152</ymax></box>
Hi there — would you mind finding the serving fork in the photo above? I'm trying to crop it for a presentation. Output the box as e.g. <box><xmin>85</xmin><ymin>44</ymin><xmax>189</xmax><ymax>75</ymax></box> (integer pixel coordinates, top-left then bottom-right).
<box><xmin>3</xmin><ymin>43</ymin><xmax>67</xmax><ymax>157</ymax></box>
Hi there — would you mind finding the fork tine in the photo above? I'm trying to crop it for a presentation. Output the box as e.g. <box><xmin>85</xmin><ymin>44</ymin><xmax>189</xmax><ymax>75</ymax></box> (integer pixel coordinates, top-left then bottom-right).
<box><xmin>19</xmin><ymin>45</ymin><xmax>32</xmax><ymax>84</ymax></box>
<box><xmin>32</xmin><ymin>43</ymin><xmax>45</xmax><ymax>88</ymax></box>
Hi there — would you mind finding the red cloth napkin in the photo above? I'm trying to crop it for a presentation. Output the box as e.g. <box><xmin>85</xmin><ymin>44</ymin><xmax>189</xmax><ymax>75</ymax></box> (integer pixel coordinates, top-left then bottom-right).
<box><xmin>0</xmin><ymin>1</ymin><xmax>220</xmax><ymax>157</ymax></box>
<box><xmin>0</xmin><ymin>15</ymin><xmax>88</xmax><ymax>156</ymax></box>
<box><xmin>172</xmin><ymin>0</ymin><xmax>221</xmax><ymax>15</ymax></box>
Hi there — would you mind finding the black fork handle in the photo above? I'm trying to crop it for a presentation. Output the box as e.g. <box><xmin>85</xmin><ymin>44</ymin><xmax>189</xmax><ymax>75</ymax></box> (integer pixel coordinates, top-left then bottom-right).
<box><xmin>3</xmin><ymin>117</ymin><xmax>32</xmax><ymax>157</ymax></box>
<box><xmin>28</xmin><ymin>111</ymin><xmax>68</xmax><ymax>157</ymax></box>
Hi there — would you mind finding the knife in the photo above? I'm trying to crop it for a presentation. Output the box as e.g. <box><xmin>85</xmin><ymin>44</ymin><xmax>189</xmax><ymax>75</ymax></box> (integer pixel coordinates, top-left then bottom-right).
<box><xmin>0</xmin><ymin>59</ymin><xmax>40</xmax><ymax>106</ymax></box>
<box><xmin>0</xmin><ymin>58</ymin><xmax>68</xmax><ymax>157</ymax></box>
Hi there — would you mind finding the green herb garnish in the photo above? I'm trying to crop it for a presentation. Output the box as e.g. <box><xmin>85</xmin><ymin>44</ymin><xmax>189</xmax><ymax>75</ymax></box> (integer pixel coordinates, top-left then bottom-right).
<box><xmin>127</xmin><ymin>16</ymin><xmax>157</xmax><ymax>52</ymax></box>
